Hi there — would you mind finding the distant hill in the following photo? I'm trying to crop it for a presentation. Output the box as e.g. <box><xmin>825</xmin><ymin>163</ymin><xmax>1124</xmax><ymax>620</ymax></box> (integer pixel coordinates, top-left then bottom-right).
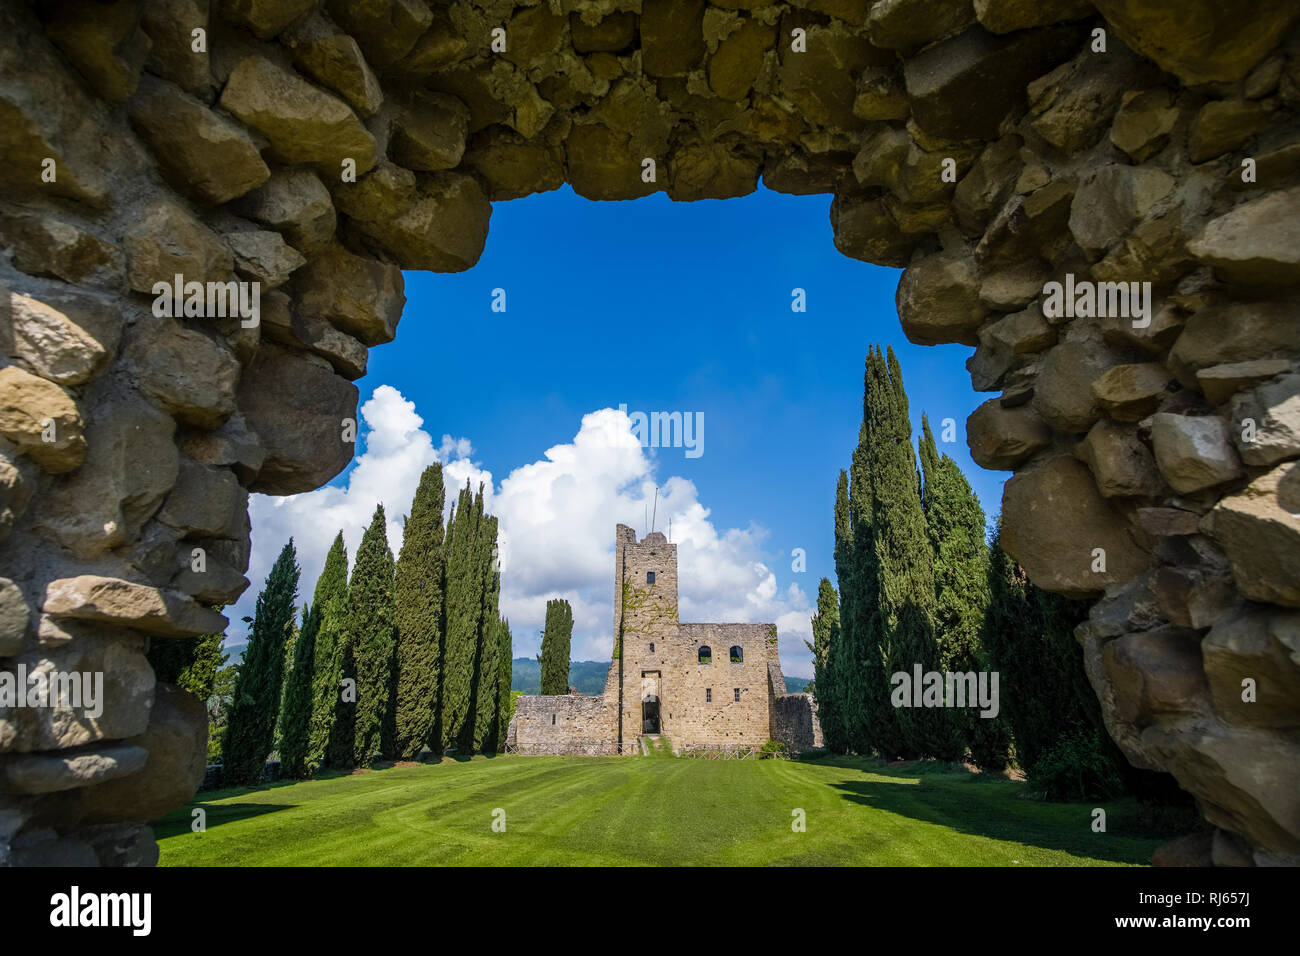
<box><xmin>785</xmin><ymin>676</ymin><xmax>810</xmax><ymax>693</ymax></box>
<box><xmin>510</xmin><ymin>658</ymin><xmax>609</xmax><ymax>696</ymax></box>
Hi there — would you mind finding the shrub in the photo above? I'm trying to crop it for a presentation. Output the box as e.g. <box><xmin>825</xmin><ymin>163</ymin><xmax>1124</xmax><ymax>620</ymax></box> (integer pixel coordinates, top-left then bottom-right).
<box><xmin>1029</xmin><ymin>730</ymin><xmax>1125</xmax><ymax>801</ymax></box>
<box><xmin>759</xmin><ymin>739</ymin><xmax>787</xmax><ymax>759</ymax></box>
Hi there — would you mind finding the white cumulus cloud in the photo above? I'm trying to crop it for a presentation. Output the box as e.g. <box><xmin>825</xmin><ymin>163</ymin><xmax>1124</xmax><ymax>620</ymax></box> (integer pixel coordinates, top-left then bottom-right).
<box><xmin>229</xmin><ymin>386</ymin><xmax>814</xmax><ymax>678</ymax></box>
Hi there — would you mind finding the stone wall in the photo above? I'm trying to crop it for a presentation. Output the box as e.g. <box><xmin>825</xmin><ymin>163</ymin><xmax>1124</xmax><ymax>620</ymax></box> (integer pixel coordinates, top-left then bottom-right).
<box><xmin>507</xmin><ymin>694</ymin><xmax>618</xmax><ymax>755</ymax></box>
<box><xmin>0</xmin><ymin>0</ymin><xmax>1296</xmax><ymax>865</ymax></box>
<box><xmin>772</xmin><ymin>692</ymin><xmax>823</xmax><ymax>753</ymax></box>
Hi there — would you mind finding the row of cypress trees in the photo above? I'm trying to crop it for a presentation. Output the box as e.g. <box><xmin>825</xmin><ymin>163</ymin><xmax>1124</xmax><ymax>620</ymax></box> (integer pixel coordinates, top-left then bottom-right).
<box><xmin>811</xmin><ymin>345</ymin><xmax>1124</xmax><ymax>794</ymax></box>
<box><xmin>538</xmin><ymin>598</ymin><xmax>574</xmax><ymax>695</ymax></box>
<box><xmin>221</xmin><ymin>463</ymin><xmax>514</xmax><ymax>786</ymax></box>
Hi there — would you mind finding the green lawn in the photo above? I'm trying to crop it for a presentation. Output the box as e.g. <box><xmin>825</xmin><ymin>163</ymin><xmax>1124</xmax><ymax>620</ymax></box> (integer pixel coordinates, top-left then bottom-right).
<box><xmin>156</xmin><ymin>754</ymin><xmax>1163</xmax><ymax>866</ymax></box>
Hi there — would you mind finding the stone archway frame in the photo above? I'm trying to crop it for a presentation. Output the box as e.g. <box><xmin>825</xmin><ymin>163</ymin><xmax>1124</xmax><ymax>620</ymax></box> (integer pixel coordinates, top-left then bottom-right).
<box><xmin>0</xmin><ymin>0</ymin><xmax>1298</xmax><ymax>866</ymax></box>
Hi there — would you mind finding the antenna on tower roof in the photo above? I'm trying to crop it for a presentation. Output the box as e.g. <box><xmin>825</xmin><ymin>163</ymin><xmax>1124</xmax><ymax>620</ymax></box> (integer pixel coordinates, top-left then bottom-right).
<box><xmin>651</xmin><ymin>486</ymin><xmax>658</xmax><ymax>534</ymax></box>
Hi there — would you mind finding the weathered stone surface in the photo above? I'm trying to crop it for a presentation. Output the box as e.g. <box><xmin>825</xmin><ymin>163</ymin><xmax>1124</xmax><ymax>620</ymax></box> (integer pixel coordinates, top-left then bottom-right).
<box><xmin>130</xmin><ymin>80</ymin><xmax>270</xmax><ymax>204</ymax></box>
<box><xmin>967</xmin><ymin>304</ymin><xmax>1054</xmax><ymax>389</ymax></box>
<box><xmin>953</xmin><ymin>134</ymin><xmax>1021</xmax><ymax>233</ymax></box>
<box><xmin>1077</xmin><ymin>420</ymin><xmax>1168</xmax><ymax>498</ymax></box>
<box><xmin>976</xmin><ymin>179</ymin><xmax>1075</xmax><ymax>268</ymax></box>
<box><xmin>1169</xmin><ymin>302</ymin><xmax>1300</xmax><ymax>388</ymax></box>
<box><xmin>0</xmin><ymin>743</ymin><xmax>147</xmax><ymax>795</ymax></box>
<box><xmin>82</xmin><ymin>822</ymin><xmax>160</xmax><ymax>867</ymax></box>
<box><xmin>0</xmin><ymin>633</ymin><xmax>153</xmax><ymax>753</ymax></box>
<box><xmin>1203</xmin><ymin>609</ymin><xmax>1300</xmax><ymax>728</ymax></box>
<box><xmin>353</xmin><ymin>171</ymin><xmax>490</xmax><ymax>271</ymax></box>
<box><xmin>390</xmin><ymin>92</ymin><xmax>469</xmax><ymax>171</ymax></box>
<box><xmin>75</xmin><ymin>683</ymin><xmax>207</xmax><ymax>823</ymax></box>
<box><xmin>1228</xmin><ymin>373</ymin><xmax>1300</xmax><ymax>467</ymax></box>
<box><xmin>1069</xmin><ymin>164</ymin><xmax>1175</xmax><ymax>259</ymax></box>
<box><xmin>1104</xmin><ymin>626</ymin><xmax>1208</xmax><ymax>724</ymax></box>
<box><xmin>668</xmin><ymin>140</ymin><xmax>760</xmax><ymax>201</ymax></box>
<box><xmin>1109</xmin><ymin>87</ymin><xmax>1179</xmax><ymax>163</ymax></box>
<box><xmin>125</xmin><ymin>315</ymin><xmax>240</xmax><ymax>429</ymax></box>
<box><xmin>123</xmin><ymin>199</ymin><xmax>234</xmax><ymax>292</ymax></box>
<box><xmin>44</xmin><ymin>0</ymin><xmax>150</xmax><ymax>104</ymax></box>
<box><xmin>0</xmin><ymin>577</ymin><xmax>28</xmax><ymax>657</ymax></box>
<box><xmin>1034</xmin><ymin>341</ymin><xmax>1117</xmax><ymax>434</ymax></box>
<box><xmin>292</xmin><ymin>242</ymin><xmax>404</xmax><ymax>345</ymax></box>
<box><xmin>43</xmin><ymin>575</ymin><xmax>226</xmax><ymax>637</ymax></box>
<box><xmin>329</xmin><ymin>160</ymin><xmax>416</xmax><ymax>221</ymax></box>
<box><xmin>221</xmin><ymin>0</ymin><xmax>315</xmax><ymax>40</ymax></box>
<box><xmin>778</xmin><ymin>23</ymin><xmax>882</xmax><ymax>128</ymax></box>
<box><xmin>1028</xmin><ymin>43</ymin><xmax>1155</xmax><ymax>156</ymax></box>
<box><xmin>0</xmin><ymin>366</ymin><xmax>85</xmax><ymax>473</ymax></box>
<box><xmin>1197</xmin><ymin>360</ymin><xmax>1291</xmax><ymax>407</ymax></box>
<box><xmin>260</xmin><ymin>290</ymin><xmax>366</xmax><ymax>379</ymax></box>
<box><xmin>709</xmin><ymin>18</ymin><xmax>774</xmax><ymax>101</ymax></box>
<box><xmin>0</xmin><ymin>440</ymin><xmax>35</xmax><ymax>542</ymax></box>
<box><xmin>237</xmin><ymin>344</ymin><xmax>357</xmax><ymax>494</ymax></box>
<box><xmin>1092</xmin><ymin>363</ymin><xmax>1170</xmax><ymax>421</ymax></box>
<box><xmin>1150</xmin><ymin>413</ymin><xmax>1244</xmax><ymax>494</ymax></box>
<box><xmin>282</xmin><ymin>13</ymin><xmax>382</xmax><ymax>116</ymax></box>
<box><xmin>8</xmin><ymin>292</ymin><xmax>118</xmax><ymax>387</ymax></box>
<box><xmin>326</xmin><ymin>0</ymin><xmax>431</xmax><ymax>69</ymax></box>
<box><xmin>1153</xmin><ymin>831</ymin><xmax>1214</xmax><ymax>867</ymax></box>
<box><xmin>852</xmin><ymin>66</ymin><xmax>910</xmax><ymax>121</ymax></box>
<box><xmin>463</xmin><ymin>128</ymin><xmax>565</xmax><ymax>201</ymax></box>
<box><xmin>1002</xmin><ymin>455</ymin><xmax>1148</xmax><ymax>596</ymax></box>
<box><xmin>1188</xmin><ymin>98</ymin><xmax>1273</xmax><ymax>163</ymax></box>
<box><xmin>1187</xmin><ymin>188</ymin><xmax>1300</xmax><ymax>288</ymax></box>
<box><xmin>140</xmin><ymin>0</ymin><xmax>211</xmax><ymax>95</ymax></box>
<box><xmin>1136</xmin><ymin>506</ymin><xmax>1201</xmax><ymax>537</ymax></box>
<box><xmin>35</xmin><ymin>391</ymin><xmax>177</xmax><ymax>557</ymax></box>
<box><xmin>1090</xmin><ymin>0</ymin><xmax>1300</xmax><ymax>85</ymax></box>
<box><xmin>966</xmin><ymin>398</ymin><xmax>1050</xmax><ymax>470</ymax></box>
<box><xmin>1203</xmin><ymin>464</ymin><xmax>1300</xmax><ymax>608</ymax></box>
<box><xmin>177</xmin><ymin>411</ymin><xmax>264</xmax><ymax>483</ymax></box>
<box><xmin>157</xmin><ymin>458</ymin><xmax>245</xmax><ymax>538</ymax></box>
<box><xmin>225</xmin><ymin>229</ymin><xmax>306</xmax><ymax>288</ymax></box>
<box><xmin>973</xmin><ymin>0</ymin><xmax>1091</xmax><ymax>33</ymax></box>
<box><xmin>234</xmin><ymin>169</ymin><xmax>336</xmax><ymax>257</ymax></box>
<box><xmin>571</xmin><ymin>12</ymin><xmax>636</xmax><ymax>53</ymax></box>
<box><xmin>0</xmin><ymin>212</ymin><xmax>124</xmax><ymax>288</ymax></box>
<box><xmin>903</xmin><ymin>24</ymin><xmax>1082</xmax><ymax>141</ymax></box>
<box><xmin>867</xmin><ymin>0</ymin><xmax>976</xmax><ymax>54</ymax></box>
<box><xmin>1154</xmin><ymin>565</ymin><xmax>1237</xmax><ymax>631</ymax></box>
<box><xmin>897</xmin><ymin>249</ymin><xmax>989</xmax><ymax>346</ymax></box>
<box><xmin>642</xmin><ymin>0</ymin><xmax>706</xmax><ymax>78</ymax></box>
<box><xmin>219</xmin><ymin>55</ymin><xmax>377</xmax><ymax>173</ymax></box>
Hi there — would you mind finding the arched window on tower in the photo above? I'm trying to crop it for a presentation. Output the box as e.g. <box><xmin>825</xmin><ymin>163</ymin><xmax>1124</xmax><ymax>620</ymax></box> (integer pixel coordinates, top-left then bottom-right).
<box><xmin>698</xmin><ymin>645</ymin><xmax>712</xmax><ymax>664</ymax></box>
<box><xmin>730</xmin><ymin>645</ymin><xmax>743</xmax><ymax>663</ymax></box>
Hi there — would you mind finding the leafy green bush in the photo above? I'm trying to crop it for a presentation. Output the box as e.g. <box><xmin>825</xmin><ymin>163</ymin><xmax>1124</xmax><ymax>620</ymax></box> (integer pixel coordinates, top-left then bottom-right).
<box><xmin>1029</xmin><ymin>730</ymin><xmax>1125</xmax><ymax>801</ymax></box>
<box><xmin>759</xmin><ymin>739</ymin><xmax>787</xmax><ymax>759</ymax></box>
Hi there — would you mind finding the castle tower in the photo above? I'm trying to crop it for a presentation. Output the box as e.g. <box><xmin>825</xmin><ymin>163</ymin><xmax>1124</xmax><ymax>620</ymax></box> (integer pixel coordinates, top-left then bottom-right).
<box><xmin>607</xmin><ymin>524</ymin><xmax>678</xmax><ymax>751</ymax></box>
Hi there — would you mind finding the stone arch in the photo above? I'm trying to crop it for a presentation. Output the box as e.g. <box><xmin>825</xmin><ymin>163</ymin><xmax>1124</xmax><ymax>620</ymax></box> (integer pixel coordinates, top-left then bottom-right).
<box><xmin>1</xmin><ymin>0</ymin><xmax>1297</xmax><ymax>866</ymax></box>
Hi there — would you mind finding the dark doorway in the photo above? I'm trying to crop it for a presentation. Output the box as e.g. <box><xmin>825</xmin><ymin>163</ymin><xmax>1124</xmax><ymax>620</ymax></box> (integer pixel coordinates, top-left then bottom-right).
<box><xmin>642</xmin><ymin>699</ymin><xmax>660</xmax><ymax>734</ymax></box>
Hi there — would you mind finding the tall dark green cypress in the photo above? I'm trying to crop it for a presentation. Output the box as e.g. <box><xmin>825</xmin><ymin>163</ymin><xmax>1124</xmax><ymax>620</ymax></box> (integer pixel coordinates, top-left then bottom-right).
<box><xmin>394</xmin><ymin>464</ymin><xmax>447</xmax><ymax>759</ymax></box>
<box><xmin>807</xmin><ymin>577</ymin><xmax>846</xmax><ymax>751</ymax></box>
<box><xmin>470</xmin><ymin>512</ymin><xmax>501</xmax><ymax>751</ymax></box>
<box><xmin>495</xmin><ymin>617</ymin><xmax>513</xmax><ymax>751</ymax></box>
<box><xmin>304</xmin><ymin>533</ymin><xmax>350</xmax><ymax>771</ymax></box>
<box><xmin>440</xmin><ymin>482</ymin><xmax>483</xmax><ymax>750</ymax></box>
<box><xmin>279</xmin><ymin>602</ymin><xmax>317</xmax><ymax>778</ymax></box>
<box><xmin>222</xmin><ymin>540</ymin><xmax>299</xmax><ymax>786</ymax></box>
<box><xmin>918</xmin><ymin>414</ymin><xmax>995</xmax><ymax>762</ymax></box>
<box><xmin>350</xmin><ymin>505</ymin><xmax>397</xmax><ymax>766</ymax></box>
<box><xmin>871</xmin><ymin>346</ymin><xmax>941</xmax><ymax>758</ymax></box>
<box><xmin>539</xmin><ymin>598</ymin><xmax>574</xmax><ymax>695</ymax></box>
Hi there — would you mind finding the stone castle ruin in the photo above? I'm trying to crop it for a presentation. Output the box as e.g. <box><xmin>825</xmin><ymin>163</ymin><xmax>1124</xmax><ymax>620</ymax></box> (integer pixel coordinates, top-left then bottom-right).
<box><xmin>507</xmin><ymin>525</ymin><xmax>823</xmax><ymax>755</ymax></box>
<box><xmin>0</xmin><ymin>0</ymin><xmax>1297</xmax><ymax>865</ymax></box>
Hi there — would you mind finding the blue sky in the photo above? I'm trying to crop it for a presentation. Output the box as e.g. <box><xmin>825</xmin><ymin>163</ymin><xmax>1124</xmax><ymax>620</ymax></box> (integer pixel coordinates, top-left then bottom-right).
<box><xmin>238</xmin><ymin>184</ymin><xmax>1004</xmax><ymax>677</ymax></box>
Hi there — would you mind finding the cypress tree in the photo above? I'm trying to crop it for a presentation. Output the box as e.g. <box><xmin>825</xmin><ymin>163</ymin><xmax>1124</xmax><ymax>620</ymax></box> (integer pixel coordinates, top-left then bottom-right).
<box><xmin>394</xmin><ymin>464</ymin><xmax>447</xmax><ymax>759</ymax></box>
<box><xmin>539</xmin><ymin>598</ymin><xmax>574</xmax><ymax>695</ymax></box>
<box><xmin>278</xmin><ymin>599</ymin><xmax>317</xmax><ymax>777</ymax></box>
<box><xmin>148</xmin><ymin>631</ymin><xmax>227</xmax><ymax>703</ymax></box>
<box><xmin>495</xmin><ymin>617</ymin><xmax>513</xmax><ymax>751</ymax></box>
<box><xmin>440</xmin><ymin>482</ymin><xmax>484</xmax><ymax>750</ymax></box>
<box><xmin>306</xmin><ymin>533</ymin><xmax>350</xmax><ymax>769</ymax></box>
<box><xmin>807</xmin><ymin>577</ymin><xmax>846</xmax><ymax>751</ymax></box>
<box><xmin>471</xmin><ymin>513</ymin><xmax>501</xmax><ymax>752</ymax></box>
<box><xmin>351</xmin><ymin>504</ymin><xmax>397</xmax><ymax>766</ymax></box>
<box><xmin>918</xmin><ymin>414</ymin><xmax>996</xmax><ymax>763</ymax></box>
<box><xmin>222</xmin><ymin>540</ymin><xmax>299</xmax><ymax>786</ymax></box>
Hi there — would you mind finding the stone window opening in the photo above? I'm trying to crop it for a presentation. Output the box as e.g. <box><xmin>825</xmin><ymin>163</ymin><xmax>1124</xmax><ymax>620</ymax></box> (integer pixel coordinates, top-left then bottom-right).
<box><xmin>647</xmin><ymin>571</ymin><xmax>655</xmax><ymax>584</ymax></box>
<box><xmin>734</xmin><ymin>688</ymin><xmax>740</xmax><ymax>702</ymax></box>
<box><xmin>698</xmin><ymin>645</ymin><xmax>712</xmax><ymax>664</ymax></box>
<box><xmin>730</xmin><ymin>645</ymin><xmax>743</xmax><ymax>663</ymax></box>
<box><xmin>706</xmin><ymin>688</ymin><xmax>712</xmax><ymax>703</ymax></box>
<box><xmin>649</xmin><ymin>642</ymin><xmax>654</xmax><ymax>653</ymax></box>
<box><xmin>551</xmin><ymin>714</ymin><xmax>556</xmax><ymax>726</ymax></box>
